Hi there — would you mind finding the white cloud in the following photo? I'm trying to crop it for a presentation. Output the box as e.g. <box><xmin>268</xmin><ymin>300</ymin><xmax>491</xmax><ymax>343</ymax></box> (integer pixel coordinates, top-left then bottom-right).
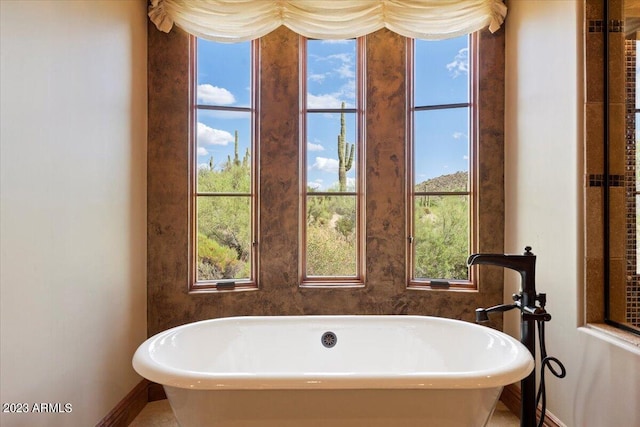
<box><xmin>311</xmin><ymin>157</ymin><xmax>339</xmax><ymax>173</ymax></box>
<box><xmin>327</xmin><ymin>53</ymin><xmax>353</xmax><ymax>63</ymax></box>
<box><xmin>197</xmin><ymin>109</ymin><xmax>250</xmax><ymax>120</ymax></box>
<box><xmin>335</xmin><ymin>63</ymin><xmax>355</xmax><ymax>79</ymax></box>
<box><xmin>308</xmin><ymin>73</ymin><xmax>327</xmax><ymax>83</ymax></box>
<box><xmin>308</xmin><ymin>179</ymin><xmax>324</xmax><ymax>190</ymax></box>
<box><xmin>197</xmin><ymin>84</ymin><xmax>236</xmax><ymax>105</ymax></box>
<box><xmin>307</xmin><ymin>78</ymin><xmax>355</xmax><ymax>108</ymax></box>
<box><xmin>311</xmin><ymin>52</ymin><xmax>355</xmax><ymax>80</ymax></box>
<box><xmin>197</xmin><ymin>122</ymin><xmax>234</xmax><ymax>146</ymax></box>
<box><xmin>446</xmin><ymin>48</ymin><xmax>469</xmax><ymax>78</ymax></box>
<box><xmin>321</xmin><ymin>39</ymin><xmax>350</xmax><ymax>45</ymax></box>
<box><xmin>453</xmin><ymin>131</ymin><xmax>466</xmax><ymax>139</ymax></box>
<box><xmin>322</xmin><ymin>53</ymin><xmax>355</xmax><ymax>79</ymax></box>
<box><xmin>308</xmin><ymin>142</ymin><xmax>325</xmax><ymax>151</ymax></box>
<box><xmin>197</xmin><ymin>147</ymin><xmax>209</xmax><ymax>156</ymax></box>
<box><xmin>339</xmin><ymin>80</ymin><xmax>356</xmax><ymax>102</ymax></box>
<box><xmin>307</xmin><ymin>48</ymin><xmax>356</xmax><ymax>106</ymax></box>
<box><xmin>463</xmin><ymin>155</ymin><xmax>469</xmax><ymax>160</ymax></box>
<box><xmin>327</xmin><ymin>176</ymin><xmax>356</xmax><ymax>191</ymax></box>
<box><xmin>198</xmin><ymin>163</ymin><xmax>210</xmax><ymax>170</ymax></box>
<box><xmin>307</xmin><ymin>93</ymin><xmax>345</xmax><ymax>109</ymax></box>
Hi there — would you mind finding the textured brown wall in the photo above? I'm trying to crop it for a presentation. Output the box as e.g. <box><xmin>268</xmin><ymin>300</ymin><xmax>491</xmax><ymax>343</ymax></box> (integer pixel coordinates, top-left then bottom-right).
<box><xmin>147</xmin><ymin>24</ymin><xmax>505</xmax><ymax>336</ymax></box>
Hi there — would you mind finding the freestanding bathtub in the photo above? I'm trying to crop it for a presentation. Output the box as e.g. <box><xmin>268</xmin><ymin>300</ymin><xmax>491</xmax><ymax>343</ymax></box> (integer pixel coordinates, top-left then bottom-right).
<box><xmin>133</xmin><ymin>315</ymin><xmax>533</xmax><ymax>427</ymax></box>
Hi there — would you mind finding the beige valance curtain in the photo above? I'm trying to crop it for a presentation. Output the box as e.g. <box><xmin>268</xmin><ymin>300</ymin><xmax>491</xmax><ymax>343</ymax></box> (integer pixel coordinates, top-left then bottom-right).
<box><xmin>149</xmin><ymin>0</ymin><xmax>507</xmax><ymax>42</ymax></box>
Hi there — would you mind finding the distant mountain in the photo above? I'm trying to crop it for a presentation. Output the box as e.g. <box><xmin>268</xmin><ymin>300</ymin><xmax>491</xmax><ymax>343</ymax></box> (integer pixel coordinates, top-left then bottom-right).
<box><xmin>415</xmin><ymin>171</ymin><xmax>468</xmax><ymax>192</ymax></box>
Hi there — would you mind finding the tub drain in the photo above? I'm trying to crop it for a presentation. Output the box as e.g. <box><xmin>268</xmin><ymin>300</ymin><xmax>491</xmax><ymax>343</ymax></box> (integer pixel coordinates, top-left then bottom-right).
<box><xmin>321</xmin><ymin>331</ymin><xmax>337</xmax><ymax>348</ymax></box>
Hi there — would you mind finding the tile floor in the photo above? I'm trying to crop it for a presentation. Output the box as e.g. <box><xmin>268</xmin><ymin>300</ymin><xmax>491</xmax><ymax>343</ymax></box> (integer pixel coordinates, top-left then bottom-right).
<box><xmin>130</xmin><ymin>399</ymin><xmax>519</xmax><ymax>426</ymax></box>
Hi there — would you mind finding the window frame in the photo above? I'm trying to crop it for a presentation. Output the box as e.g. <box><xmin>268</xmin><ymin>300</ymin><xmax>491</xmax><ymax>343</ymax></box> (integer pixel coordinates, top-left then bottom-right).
<box><xmin>299</xmin><ymin>36</ymin><xmax>367</xmax><ymax>288</ymax></box>
<box><xmin>180</xmin><ymin>30</ymin><xmax>492</xmax><ymax>294</ymax></box>
<box><xmin>188</xmin><ymin>36</ymin><xmax>260</xmax><ymax>293</ymax></box>
<box><xmin>406</xmin><ymin>33</ymin><xmax>479</xmax><ymax>290</ymax></box>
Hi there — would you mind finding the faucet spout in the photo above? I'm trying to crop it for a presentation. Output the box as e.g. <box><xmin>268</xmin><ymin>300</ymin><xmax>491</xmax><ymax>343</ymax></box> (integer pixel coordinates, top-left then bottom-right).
<box><xmin>466</xmin><ymin>246</ymin><xmax>535</xmax><ymax>273</ymax></box>
<box><xmin>467</xmin><ymin>246</ymin><xmax>537</xmax><ymax>305</ymax></box>
<box><xmin>475</xmin><ymin>303</ymin><xmax>518</xmax><ymax>323</ymax></box>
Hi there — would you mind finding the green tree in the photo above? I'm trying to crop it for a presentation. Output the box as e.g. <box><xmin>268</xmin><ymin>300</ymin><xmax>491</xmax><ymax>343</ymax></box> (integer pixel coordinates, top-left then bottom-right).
<box><xmin>196</xmin><ymin>130</ymin><xmax>252</xmax><ymax>281</ymax></box>
<box><xmin>306</xmin><ymin>223</ymin><xmax>356</xmax><ymax>276</ymax></box>
<box><xmin>197</xmin><ymin>232</ymin><xmax>245</xmax><ymax>280</ymax></box>
<box><xmin>307</xmin><ymin>191</ymin><xmax>331</xmax><ymax>226</ymax></box>
<box><xmin>414</xmin><ymin>195</ymin><xmax>469</xmax><ymax>280</ymax></box>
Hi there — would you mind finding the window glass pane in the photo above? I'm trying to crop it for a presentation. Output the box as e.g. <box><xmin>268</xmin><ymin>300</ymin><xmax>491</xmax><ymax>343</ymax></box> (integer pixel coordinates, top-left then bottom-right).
<box><xmin>307</xmin><ymin>112</ymin><xmax>357</xmax><ymax>192</ymax></box>
<box><xmin>412</xmin><ymin>35</ymin><xmax>473</xmax><ymax>284</ymax></box>
<box><xmin>196</xmin><ymin>110</ymin><xmax>251</xmax><ymax>193</ymax></box>
<box><xmin>304</xmin><ymin>38</ymin><xmax>360</xmax><ymax>282</ymax></box>
<box><xmin>197</xmin><ymin>196</ymin><xmax>251</xmax><ymax>281</ymax></box>
<box><xmin>414</xmin><ymin>36</ymin><xmax>469</xmax><ymax>107</ymax></box>
<box><xmin>414</xmin><ymin>108</ymin><xmax>470</xmax><ymax>183</ymax></box>
<box><xmin>306</xmin><ymin>39</ymin><xmax>356</xmax><ymax>109</ymax></box>
<box><xmin>306</xmin><ymin>195</ymin><xmax>357</xmax><ymax>276</ymax></box>
<box><xmin>414</xmin><ymin>195</ymin><xmax>469</xmax><ymax>280</ymax></box>
<box><xmin>197</xmin><ymin>40</ymin><xmax>251</xmax><ymax>107</ymax></box>
<box><xmin>195</xmin><ymin>38</ymin><xmax>253</xmax><ymax>286</ymax></box>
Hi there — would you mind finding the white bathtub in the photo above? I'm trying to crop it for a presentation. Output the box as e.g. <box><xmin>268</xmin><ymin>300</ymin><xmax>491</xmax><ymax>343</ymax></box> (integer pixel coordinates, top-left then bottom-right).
<box><xmin>133</xmin><ymin>315</ymin><xmax>533</xmax><ymax>427</ymax></box>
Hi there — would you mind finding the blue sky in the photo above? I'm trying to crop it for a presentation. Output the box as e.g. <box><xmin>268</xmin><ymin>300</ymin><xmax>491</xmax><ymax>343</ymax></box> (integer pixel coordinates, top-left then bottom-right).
<box><xmin>195</xmin><ymin>35</ymin><xmax>469</xmax><ymax>190</ymax></box>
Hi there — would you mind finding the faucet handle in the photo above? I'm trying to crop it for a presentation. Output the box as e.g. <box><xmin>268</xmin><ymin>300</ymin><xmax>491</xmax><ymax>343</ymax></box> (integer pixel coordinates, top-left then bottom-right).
<box><xmin>523</xmin><ymin>311</ymin><xmax>552</xmax><ymax>322</ymax></box>
<box><xmin>537</xmin><ymin>292</ymin><xmax>547</xmax><ymax>307</ymax></box>
<box><xmin>512</xmin><ymin>293</ymin><xmax>522</xmax><ymax>302</ymax></box>
<box><xmin>524</xmin><ymin>246</ymin><xmax>533</xmax><ymax>255</ymax></box>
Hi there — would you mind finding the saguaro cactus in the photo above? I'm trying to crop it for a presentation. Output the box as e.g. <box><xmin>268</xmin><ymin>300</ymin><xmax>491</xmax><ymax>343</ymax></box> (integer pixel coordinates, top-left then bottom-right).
<box><xmin>233</xmin><ymin>130</ymin><xmax>241</xmax><ymax>167</ymax></box>
<box><xmin>337</xmin><ymin>102</ymin><xmax>354</xmax><ymax>192</ymax></box>
<box><xmin>242</xmin><ymin>147</ymin><xmax>250</xmax><ymax>168</ymax></box>
<box><xmin>226</xmin><ymin>130</ymin><xmax>241</xmax><ymax>169</ymax></box>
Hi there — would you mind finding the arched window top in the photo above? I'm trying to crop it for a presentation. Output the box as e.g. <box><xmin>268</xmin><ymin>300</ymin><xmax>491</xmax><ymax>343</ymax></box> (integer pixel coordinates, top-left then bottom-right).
<box><xmin>149</xmin><ymin>0</ymin><xmax>507</xmax><ymax>42</ymax></box>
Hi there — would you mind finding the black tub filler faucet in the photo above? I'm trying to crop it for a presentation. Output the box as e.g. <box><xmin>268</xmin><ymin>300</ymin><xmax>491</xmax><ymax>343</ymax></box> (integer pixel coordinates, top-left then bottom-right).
<box><xmin>467</xmin><ymin>246</ymin><xmax>565</xmax><ymax>427</ymax></box>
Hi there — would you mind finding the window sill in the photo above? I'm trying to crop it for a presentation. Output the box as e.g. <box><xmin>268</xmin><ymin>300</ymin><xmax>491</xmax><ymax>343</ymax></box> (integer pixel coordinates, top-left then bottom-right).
<box><xmin>407</xmin><ymin>280</ymin><xmax>477</xmax><ymax>292</ymax></box>
<box><xmin>580</xmin><ymin>323</ymin><xmax>640</xmax><ymax>353</ymax></box>
<box><xmin>407</xmin><ymin>286</ymin><xmax>478</xmax><ymax>293</ymax></box>
<box><xmin>189</xmin><ymin>282</ymin><xmax>258</xmax><ymax>294</ymax></box>
<box><xmin>299</xmin><ymin>280</ymin><xmax>365</xmax><ymax>289</ymax></box>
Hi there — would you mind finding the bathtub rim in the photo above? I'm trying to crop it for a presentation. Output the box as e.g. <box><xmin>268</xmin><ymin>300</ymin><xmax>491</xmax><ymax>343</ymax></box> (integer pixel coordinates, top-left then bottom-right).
<box><xmin>133</xmin><ymin>315</ymin><xmax>534</xmax><ymax>391</ymax></box>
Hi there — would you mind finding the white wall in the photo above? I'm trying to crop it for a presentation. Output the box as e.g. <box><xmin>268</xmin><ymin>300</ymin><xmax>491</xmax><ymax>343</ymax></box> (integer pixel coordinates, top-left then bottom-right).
<box><xmin>0</xmin><ymin>1</ymin><xmax>147</xmax><ymax>425</ymax></box>
<box><xmin>505</xmin><ymin>1</ymin><xmax>640</xmax><ymax>426</ymax></box>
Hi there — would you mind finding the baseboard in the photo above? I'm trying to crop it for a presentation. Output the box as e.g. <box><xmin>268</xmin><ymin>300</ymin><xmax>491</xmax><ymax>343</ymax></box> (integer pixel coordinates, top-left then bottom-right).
<box><xmin>95</xmin><ymin>379</ymin><xmax>149</xmax><ymax>427</ymax></box>
<box><xmin>500</xmin><ymin>383</ymin><xmax>565</xmax><ymax>427</ymax></box>
<box><xmin>148</xmin><ymin>381</ymin><xmax>167</xmax><ymax>401</ymax></box>
<box><xmin>499</xmin><ymin>383</ymin><xmax>522</xmax><ymax>417</ymax></box>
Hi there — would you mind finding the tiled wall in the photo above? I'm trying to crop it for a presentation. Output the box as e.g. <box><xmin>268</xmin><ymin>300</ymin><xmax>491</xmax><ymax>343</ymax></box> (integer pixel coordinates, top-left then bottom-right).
<box><xmin>625</xmin><ymin>38</ymin><xmax>640</xmax><ymax>327</ymax></box>
<box><xmin>585</xmin><ymin>0</ymin><xmax>639</xmax><ymax>328</ymax></box>
<box><xmin>146</xmin><ymin>24</ymin><xmax>506</xmax><ymax>336</ymax></box>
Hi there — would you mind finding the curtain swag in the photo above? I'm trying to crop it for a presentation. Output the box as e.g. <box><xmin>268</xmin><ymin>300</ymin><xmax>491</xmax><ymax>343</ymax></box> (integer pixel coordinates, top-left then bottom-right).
<box><xmin>148</xmin><ymin>0</ymin><xmax>507</xmax><ymax>42</ymax></box>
